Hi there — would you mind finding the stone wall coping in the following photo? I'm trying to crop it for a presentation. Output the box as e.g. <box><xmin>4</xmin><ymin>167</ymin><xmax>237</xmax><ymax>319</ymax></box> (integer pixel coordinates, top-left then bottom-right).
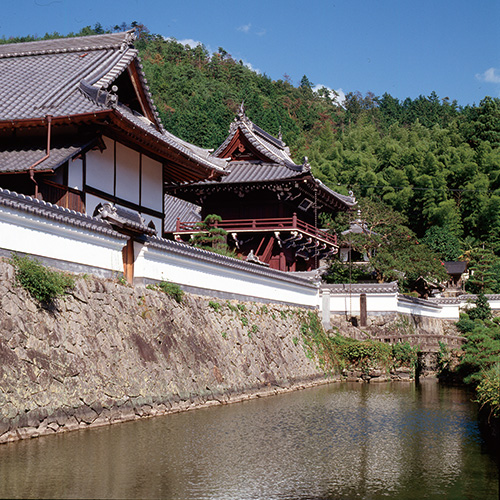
<box><xmin>322</xmin><ymin>282</ymin><xmax>398</xmax><ymax>294</ymax></box>
<box><xmin>0</xmin><ymin>187</ymin><xmax>127</xmax><ymax>240</ymax></box>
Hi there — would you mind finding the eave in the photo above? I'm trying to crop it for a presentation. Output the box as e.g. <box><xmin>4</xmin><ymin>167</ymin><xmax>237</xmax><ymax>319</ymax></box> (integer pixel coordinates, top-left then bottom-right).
<box><xmin>0</xmin><ymin>111</ymin><xmax>227</xmax><ymax>184</ymax></box>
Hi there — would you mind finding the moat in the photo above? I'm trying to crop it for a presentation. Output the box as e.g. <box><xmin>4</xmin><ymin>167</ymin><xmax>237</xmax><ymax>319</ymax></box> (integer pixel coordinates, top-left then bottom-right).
<box><xmin>0</xmin><ymin>379</ymin><xmax>497</xmax><ymax>500</ymax></box>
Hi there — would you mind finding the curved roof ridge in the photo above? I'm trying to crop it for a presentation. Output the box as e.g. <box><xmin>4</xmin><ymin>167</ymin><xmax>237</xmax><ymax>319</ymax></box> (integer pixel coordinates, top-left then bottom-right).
<box><xmin>0</xmin><ymin>30</ymin><xmax>135</xmax><ymax>59</ymax></box>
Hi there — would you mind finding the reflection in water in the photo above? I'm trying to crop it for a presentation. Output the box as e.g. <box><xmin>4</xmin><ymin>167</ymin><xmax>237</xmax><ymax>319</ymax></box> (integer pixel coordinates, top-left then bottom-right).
<box><xmin>0</xmin><ymin>380</ymin><xmax>497</xmax><ymax>499</ymax></box>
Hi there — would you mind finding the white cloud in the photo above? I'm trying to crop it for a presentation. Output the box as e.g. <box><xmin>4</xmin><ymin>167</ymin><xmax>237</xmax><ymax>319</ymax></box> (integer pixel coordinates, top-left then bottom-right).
<box><xmin>242</xmin><ymin>60</ymin><xmax>261</xmax><ymax>75</ymax></box>
<box><xmin>177</xmin><ymin>38</ymin><xmax>203</xmax><ymax>49</ymax></box>
<box><xmin>313</xmin><ymin>84</ymin><xmax>346</xmax><ymax>106</ymax></box>
<box><xmin>237</xmin><ymin>23</ymin><xmax>251</xmax><ymax>34</ymax></box>
<box><xmin>476</xmin><ymin>67</ymin><xmax>500</xmax><ymax>84</ymax></box>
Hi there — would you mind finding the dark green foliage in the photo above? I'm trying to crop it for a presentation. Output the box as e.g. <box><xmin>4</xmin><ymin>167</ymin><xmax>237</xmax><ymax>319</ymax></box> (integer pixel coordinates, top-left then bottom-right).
<box><xmin>465</xmin><ymin>249</ymin><xmax>500</xmax><ymax>294</ymax></box>
<box><xmin>300</xmin><ymin>312</ymin><xmax>418</xmax><ymax>374</ymax></box>
<box><xmin>452</xmin><ymin>308</ymin><xmax>500</xmax><ymax>417</ymax></box>
<box><xmin>421</xmin><ymin>226</ymin><xmax>463</xmax><ymax>261</ymax></box>
<box><xmin>147</xmin><ymin>281</ymin><xmax>184</xmax><ymax>303</ymax></box>
<box><xmin>10</xmin><ymin>254</ymin><xmax>75</xmax><ymax>304</ymax></box>
<box><xmin>475</xmin><ymin>363</ymin><xmax>500</xmax><ymax>418</ymax></box>
<box><xmin>323</xmin><ymin>260</ymin><xmax>373</xmax><ymax>284</ymax></box>
<box><xmin>467</xmin><ymin>293</ymin><xmax>492</xmax><ymax>321</ymax></box>
<box><xmin>191</xmin><ymin>214</ymin><xmax>238</xmax><ymax>258</ymax></box>
<box><xmin>327</xmin><ymin>198</ymin><xmax>448</xmax><ymax>289</ymax></box>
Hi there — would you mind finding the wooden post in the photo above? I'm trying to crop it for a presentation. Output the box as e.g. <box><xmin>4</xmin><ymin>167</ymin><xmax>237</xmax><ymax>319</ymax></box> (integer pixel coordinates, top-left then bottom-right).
<box><xmin>360</xmin><ymin>293</ymin><xmax>367</xmax><ymax>327</ymax></box>
<box><xmin>292</xmin><ymin>213</ymin><xmax>297</xmax><ymax>228</ymax></box>
<box><xmin>122</xmin><ymin>238</ymin><xmax>134</xmax><ymax>284</ymax></box>
<box><xmin>176</xmin><ymin>217</ymin><xmax>180</xmax><ymax>232</ymax></box>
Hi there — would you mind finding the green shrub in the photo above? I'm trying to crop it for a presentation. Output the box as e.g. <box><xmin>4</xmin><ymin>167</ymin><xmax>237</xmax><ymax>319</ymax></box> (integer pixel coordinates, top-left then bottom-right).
<box><xmin>209</xmin><ymin>300</ymin><xmax>221</xmax><ymax>312</ymax></box>
<box><xmin>147</xmin><ymin>280</ymin><xmax>184</xmax><ymax>303</ymax></box>
<box><xmin>475</xmin><ymin>363</ymin><xmax>500</xmax><ymax>418</ymax></box>
<box><xmin>299</xmin><ymin>311</ymin><xmax>417</xmax><ymax>375</ymax></box>
<box><xmin>240</xmin><ymin>316</ymin><xmax>248</xmax><ymax>327</ymax></box>
<box><xmin>10</xmin><ymin>254</ymin><xmax>75</xmax><ymax>303</ymax></box>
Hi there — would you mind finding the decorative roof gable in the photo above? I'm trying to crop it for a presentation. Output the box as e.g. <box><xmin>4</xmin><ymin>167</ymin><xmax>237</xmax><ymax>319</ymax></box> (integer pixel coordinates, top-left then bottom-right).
<box><xmin>214</xmin><ymin>103</ymin><xmax>302</xmax><ymax>170</ymax></box>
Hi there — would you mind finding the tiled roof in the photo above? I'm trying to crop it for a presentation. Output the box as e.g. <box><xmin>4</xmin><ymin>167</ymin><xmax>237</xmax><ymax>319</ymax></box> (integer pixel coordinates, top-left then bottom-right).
<box><xmin>0</xmin><ymin>31</ymin><xmax>227</xmax><ymax>175</ymax></box>
<box><xmin>214</xmin><ymin>105</ymin><xmax>301</xmax><ymax>169</ymax></box>
<box><xmin>164</xmin><ymin>195</ymin><xmax>201</xmax><ymax>232</ymax></box>
<box><xmin>0</xmin><ymin>31</ymin><xmax>135</xmax><ymax>58</ymax></box>
<box><xmin>444</xmin><ymin>261</ymin><xmax>467</xmax><ymax>275</ymax></box>
<box><xmin>96</xmin><ymin>202</ymin><xmax>157</xmax><ymax>236</ymax></box>
<box><xmin>0</xmin><ymin>186</ymin><xmax>126</xmax><ymax>239</ymax></box>
<box><xmin>0</xmin><ymin>137</ymin><xmax>96</xmax><ymax>173</ymax></box>
<box><xmin>195</xmin><ymin>105</ymin><xmax>356</xmax><ymax>209</ymax></box>
<box><xmin>324</xmin><ymin>282</ymin><xmax>399</xmax><ymax>294</ymax></box>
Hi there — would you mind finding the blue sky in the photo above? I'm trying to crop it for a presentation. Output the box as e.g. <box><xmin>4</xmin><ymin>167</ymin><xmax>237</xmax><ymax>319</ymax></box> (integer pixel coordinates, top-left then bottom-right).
<box><xmin>2</xmin><ymin>0</ymin><xmax>499</xmax><ymax>106</ymax></box>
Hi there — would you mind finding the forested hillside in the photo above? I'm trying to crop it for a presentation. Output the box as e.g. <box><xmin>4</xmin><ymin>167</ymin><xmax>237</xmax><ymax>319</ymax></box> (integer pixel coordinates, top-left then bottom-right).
<box><xmin>3</xmin><ymin>24</ymin><xmax>500</xmax><ymax>291</ymax></box>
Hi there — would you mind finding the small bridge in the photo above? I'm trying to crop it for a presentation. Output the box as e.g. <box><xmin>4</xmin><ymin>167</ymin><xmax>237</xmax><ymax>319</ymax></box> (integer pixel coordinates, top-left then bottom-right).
<box><xmin>376</xmin><ymin>333</ymin><xmax>464</xmax><ymax>353</ymax></box>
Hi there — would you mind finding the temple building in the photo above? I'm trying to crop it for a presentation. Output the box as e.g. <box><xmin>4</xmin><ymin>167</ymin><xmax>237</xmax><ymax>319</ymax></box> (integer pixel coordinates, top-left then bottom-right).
<box><xmin>0</xmin><ymin>31</ymin><xmax>228</xmax><ymax>238</ymax></box>
<box><xmin>168</xmin><ymin>106</ymin><xmax>356</xmax><ymax>272</ymax></box>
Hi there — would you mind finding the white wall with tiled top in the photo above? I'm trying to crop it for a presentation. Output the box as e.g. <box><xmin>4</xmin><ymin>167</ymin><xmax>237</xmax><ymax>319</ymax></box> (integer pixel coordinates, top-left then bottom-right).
<box><xmin>0</xmin><ymin>204</ymin><xmax>125</xmax><ymax>275</ymax></box>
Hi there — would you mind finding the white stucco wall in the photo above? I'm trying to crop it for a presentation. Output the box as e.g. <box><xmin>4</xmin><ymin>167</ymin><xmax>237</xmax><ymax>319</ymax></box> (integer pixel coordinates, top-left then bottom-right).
<box><xmin>68</xmin><ymin>157</ymin><xmax>83</xmax><ymax>191</ymax></box>
<box><xmin>84</xmin><ymin>138</ymin><xmax>163</xmax><ymax>223</ymax></box>
<box><xmin>0</xmin><ymin>205</ymin><xmax>125</xmax><ymax>274</ymax></box>
<box><xmin>134</xmin><ymin>242</ymin><xmax>319</xmax><ymax>308</ymax></box>
<box><xmin>115</xmin><ymin>143</ymin><xmax>140</xmax><ymax>205</ymax></box>
<box><xmin>141</xmin><ymin>156</ymin><xmax>163</xmax><ymax>212</ymax></box>
<box><xmin>86</xmin><ymin>137</ymin><xmax>115</xmax><ymax>194</ymax></box>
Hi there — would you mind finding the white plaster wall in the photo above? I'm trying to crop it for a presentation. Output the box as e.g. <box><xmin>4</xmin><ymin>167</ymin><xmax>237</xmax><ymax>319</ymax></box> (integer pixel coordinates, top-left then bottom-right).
<box><xmin>328</xmin><ymin>292</ymin><xmax>399</xmax><ymax>315</ymax></box>
<box><xmin>134</xmin><ymin>244</ymin><xmax>319</xmax><ymax>307</ymax></box>
<box><xmin>86</xmin><ymin>137</ymin><xmax>115</xmax><ymax>194</ymax></box>
<box><xmin>0</xmin><ymin>206</ymin><xmax>124</xmax><ymax>273</ymax></box>
<box><xmin>141</xmin><ymin>156</ymin><xmax>163</xmax><ymax>212</ymax></box>
<box><xmin>68</xmin><ymin>157</ymin><xmax>83</xmax><ymax>191</ymax></box>
<box><xmin>115</xmin><ymin>143</ymin><xmax>140</xmax><ymax>205</ymax></box>
<box><xmin>397</xmin><ymin>297</ymin><xmax>447</xmax><ymax>319</ymax></box>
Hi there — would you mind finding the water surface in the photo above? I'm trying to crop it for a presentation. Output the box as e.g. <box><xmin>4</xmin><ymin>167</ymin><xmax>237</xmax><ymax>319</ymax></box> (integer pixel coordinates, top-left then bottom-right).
<box><xmin>0</xmin><ymin>379</ymin><xmax>497</xmax><ymax>499</ymax></box>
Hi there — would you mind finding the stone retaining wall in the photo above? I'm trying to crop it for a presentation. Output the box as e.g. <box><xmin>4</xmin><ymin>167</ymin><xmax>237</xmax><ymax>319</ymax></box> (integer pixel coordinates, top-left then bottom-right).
<box><xmin>0</xmin><ymin>259</ymin><xmax>446</xmax><ymax>445</ymax></box>
<box><xmin>0</xmin><ymin>260</ymin><xmax>332</xmax><ymax>444</ymax></box>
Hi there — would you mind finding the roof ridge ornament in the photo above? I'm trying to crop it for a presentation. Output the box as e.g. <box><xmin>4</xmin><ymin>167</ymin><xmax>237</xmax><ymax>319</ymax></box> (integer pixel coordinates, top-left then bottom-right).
<box><xmin>302</xmin><ymin>156</ymin><xmax>311</xmax><ymax>171</ymax></box>
<box><xmin>237</xmin><ymin>101</ymin><xmax>246</xmax><ymax>120</ymax></box>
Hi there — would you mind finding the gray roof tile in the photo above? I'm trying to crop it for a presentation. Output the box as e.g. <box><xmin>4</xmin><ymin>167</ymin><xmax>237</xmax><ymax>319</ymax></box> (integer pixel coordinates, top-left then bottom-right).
<box><xmin>0</xmin><ymin>137</ymin><xmax>95</xmax><ymax>173</ymax></box>
<box><xmin>0</xmin><ymin>186</ymin><xmax>127</xmax><ymax>239</ymax></box>
<box><xmin>1</xmin><ymin>32</ymin><xmax>228</xmax><ymax>175</ymax></box>
<box><xmin>164</xmin><ymin>195</ymin><xmax>201</xmax><ymax>231</ymax></box>
<box><xmin>145</xmin><ymin>235</ymin><xmax>317</xmax><ymax>289</ymax></box>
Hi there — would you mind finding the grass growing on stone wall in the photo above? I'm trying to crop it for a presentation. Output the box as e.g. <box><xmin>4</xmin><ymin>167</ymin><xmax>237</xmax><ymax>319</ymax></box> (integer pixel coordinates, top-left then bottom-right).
<box><xmin>300</xmin><ymin>312</ymin><xmax>419</xmax><ymax>375</ymax></box>
<box><xmin>147</xmin><ymin>281</ymin><xmax>184</xmax><ymax>303</ymax></box>
<box><xmin>9</xmin><ymin>254</ymin><xmax>75</xmax><ymax>304</ymax></box>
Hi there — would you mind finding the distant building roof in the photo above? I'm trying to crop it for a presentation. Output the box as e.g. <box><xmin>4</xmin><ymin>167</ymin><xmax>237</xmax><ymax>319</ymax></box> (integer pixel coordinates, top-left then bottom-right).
<box><xmin>444</xmin><ymin>261</ymin><xmax>467</xmax><ymax>275</ymax></box>
<box><xmin>170</xmin><ymin>104</ymin><xmax>356</xmax><ymax>211</ymax></box>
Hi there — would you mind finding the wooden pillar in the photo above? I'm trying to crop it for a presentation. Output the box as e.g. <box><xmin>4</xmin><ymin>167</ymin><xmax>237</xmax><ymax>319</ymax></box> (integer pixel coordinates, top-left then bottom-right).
<box><xmin>360</xmin><ymin>293</ymin><xmax>367</xmax><ymax>327</ymax></box>
<box><xmin>122</xmin><ymin>238</ymin><xmax>134</xmax><ymax>284</ymax></box>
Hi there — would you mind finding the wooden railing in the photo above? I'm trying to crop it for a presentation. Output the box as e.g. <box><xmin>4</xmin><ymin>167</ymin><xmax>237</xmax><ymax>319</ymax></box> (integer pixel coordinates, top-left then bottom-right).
<box><xmin>39</xmin><ymin>180</ymin><xmax>85</xmax><ymax>213</ymax></box>
<box><xmin>175</xmin><ymin>213</ymin><xmax>337</xmax><ymax>246</ymax></box>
